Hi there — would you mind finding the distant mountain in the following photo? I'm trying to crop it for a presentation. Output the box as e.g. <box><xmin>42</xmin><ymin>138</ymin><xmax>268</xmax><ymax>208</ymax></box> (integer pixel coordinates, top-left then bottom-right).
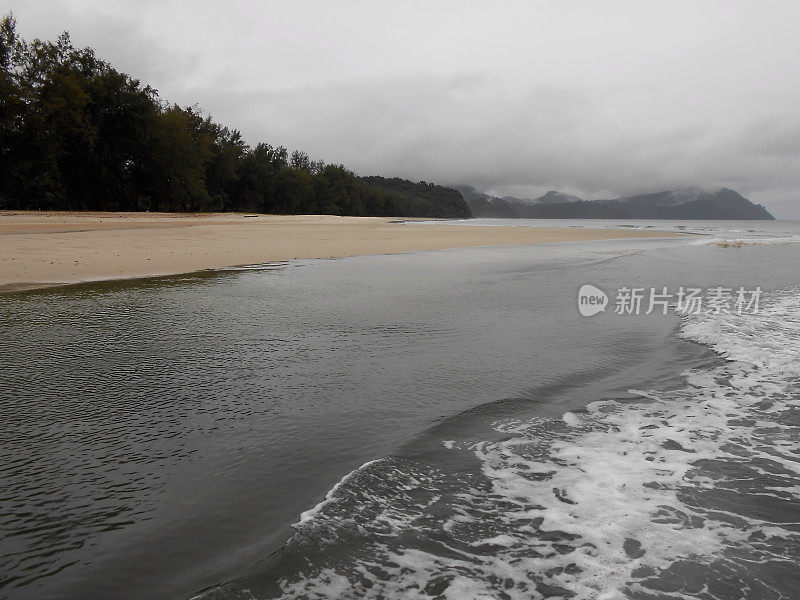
<box><xmin>454</xmin><ymin>186</ymin><xmax>518</xmax><ymax>218</ymax></box>
<box><xmin>501</xmin><ymin>195</ymin><xmax>533</xmax><ymax>204</ymax></box>
<box><xmin>468</xmin><ymin>197</ymin><xmax>519</xmax><ymax>218</ymax></box>
<box><xmin>454</xmin><ymin>185</ymin><xmax>489</xmax><ymax>203</ymax></box>
<box><xmin>460</xmin><ymin>187</ymin><xmax>774</xmax><ymax>220</ymax></box>
<box><xmin>534</xmin><ymin>190</ymin><xmax>583</xmax><ymax>204</ymax></box>
<box><xmin>615</xmin><ymin>188</ymin><xmax>774</xmax><ymax>219</ymax></box>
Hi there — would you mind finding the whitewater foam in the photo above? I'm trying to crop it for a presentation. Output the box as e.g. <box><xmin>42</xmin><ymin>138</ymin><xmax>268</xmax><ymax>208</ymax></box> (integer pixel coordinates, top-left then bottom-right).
<box><xmin>295</xmin><ymin>459</ymin><xmax>387</xmax><ymax>527</ymax></box>
<box><xmin>275</xmin><ymin>288</ymin><xmax>800</xmax><ymax>599</ymax></box>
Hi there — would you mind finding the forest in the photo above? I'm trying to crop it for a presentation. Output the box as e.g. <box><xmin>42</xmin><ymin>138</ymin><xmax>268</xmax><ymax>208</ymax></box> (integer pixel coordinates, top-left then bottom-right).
<box><xmin>0</xmin><ymin>14</ymin><xmax>471</xmax><ymax>218</ymax></box>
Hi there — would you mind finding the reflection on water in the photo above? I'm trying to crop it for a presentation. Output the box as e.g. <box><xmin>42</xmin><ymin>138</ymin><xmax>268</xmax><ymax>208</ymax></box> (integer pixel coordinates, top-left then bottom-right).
<box><xmin>0</xmin><ymin>238</ymin><xmax>797</xmax><ymax>600</ymax></box>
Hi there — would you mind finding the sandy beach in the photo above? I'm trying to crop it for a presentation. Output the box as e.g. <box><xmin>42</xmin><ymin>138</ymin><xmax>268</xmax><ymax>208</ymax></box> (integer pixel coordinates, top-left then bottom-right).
<box><xmin>0</xmin><ymin>211</ymin><xmax>679</xmax><ymax>292</ymax></box>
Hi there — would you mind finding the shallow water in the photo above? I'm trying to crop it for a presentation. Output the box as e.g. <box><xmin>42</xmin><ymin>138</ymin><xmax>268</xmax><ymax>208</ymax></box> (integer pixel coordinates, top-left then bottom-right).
<box><xmin>0</xmin><ymin>227</ymin><xmax>798</xmax><ymax>600</ymax></box>
<box><xmin>424</xmin><ymin>218</ymin><xmax>800</xmax><ymax>245</ymax></box>
<box><xmin>269</xmin><ymin>288</ymin><xmax>800</xmax><ymax>600</ymax></box>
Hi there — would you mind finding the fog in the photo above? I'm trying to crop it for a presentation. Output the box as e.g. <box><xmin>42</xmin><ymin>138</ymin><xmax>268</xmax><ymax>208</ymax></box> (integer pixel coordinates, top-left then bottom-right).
<box><xmin>10</xmin><ymin>0</ymin><xmax>800</xmax><ymax>216</ymax></box>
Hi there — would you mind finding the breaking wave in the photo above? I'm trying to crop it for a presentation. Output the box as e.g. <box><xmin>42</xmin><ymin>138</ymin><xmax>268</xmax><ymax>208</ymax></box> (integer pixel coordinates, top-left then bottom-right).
<box><xmin>213</xmin><ymin>288</ymin><xmax>800</xmax><ymax>600</ymax></box>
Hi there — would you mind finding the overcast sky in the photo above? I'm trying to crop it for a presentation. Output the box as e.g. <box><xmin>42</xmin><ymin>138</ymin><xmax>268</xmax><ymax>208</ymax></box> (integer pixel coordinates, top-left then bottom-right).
<box><xmin>10</xmin><ymin>0</ymin><xmax>800</xmax><ymax>217</ymax></box>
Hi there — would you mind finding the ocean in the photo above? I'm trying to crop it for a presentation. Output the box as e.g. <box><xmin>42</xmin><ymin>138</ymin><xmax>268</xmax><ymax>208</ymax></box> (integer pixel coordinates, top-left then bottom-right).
<box><xmin>1</xmin><ymin>221</ymin><xmax>798</xmax><ymax>600</ymax></box>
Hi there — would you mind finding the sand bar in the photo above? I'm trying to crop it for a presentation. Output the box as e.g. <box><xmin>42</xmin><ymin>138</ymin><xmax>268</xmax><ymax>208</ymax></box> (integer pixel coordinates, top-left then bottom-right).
<box><xmin>0</xmin><ymin>211</ymin><xmax>680</xmax><ymax>292</ymax></box>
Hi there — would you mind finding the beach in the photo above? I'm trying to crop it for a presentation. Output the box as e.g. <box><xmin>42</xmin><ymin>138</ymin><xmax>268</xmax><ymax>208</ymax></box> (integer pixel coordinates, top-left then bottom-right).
<box><xmin>2</xmin><ymin>221</ymin><xmax>799</xmax><ymax>600</ymax></box>
<box><xmin>0</xmin><ymin>211</ymin><xmax>679</xmax><ymax>292</ymax></box>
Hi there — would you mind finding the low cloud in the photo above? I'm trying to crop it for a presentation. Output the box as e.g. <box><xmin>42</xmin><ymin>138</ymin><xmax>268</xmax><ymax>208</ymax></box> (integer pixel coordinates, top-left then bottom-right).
<box><xmin>209</xmin><ymin>75</ymin><xmax>800</xmax><ymax>216</ymax></box>
<box><xmin>10</xmin><ymin>0</ymin><xmax>800</xmax><ymax>217</ymax></box>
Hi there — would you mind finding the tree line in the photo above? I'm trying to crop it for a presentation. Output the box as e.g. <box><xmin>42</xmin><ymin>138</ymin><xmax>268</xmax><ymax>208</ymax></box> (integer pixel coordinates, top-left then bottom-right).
<box><xmin>0</xmin><ymin>14</ymin><xmax>471</xmax><ymax>218</ymax></box>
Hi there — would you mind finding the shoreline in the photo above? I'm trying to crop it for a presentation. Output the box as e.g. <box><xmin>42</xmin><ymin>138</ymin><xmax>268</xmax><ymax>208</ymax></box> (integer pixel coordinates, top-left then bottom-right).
<box><xmin>0</xmin><ymin>211</ymin><xmax>682</xmax><ymax>293</ymax></box>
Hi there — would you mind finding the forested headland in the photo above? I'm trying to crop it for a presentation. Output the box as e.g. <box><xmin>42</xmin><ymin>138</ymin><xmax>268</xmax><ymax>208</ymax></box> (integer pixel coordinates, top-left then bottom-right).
<box><xmin>361</xmin><ymin>177</ymin><xmax>471</xmax><ymax>218</ymax></box>
<box><xmin>0</xmin><ymin>14</ymin><xmax>471</xmax><ymax>218</ymax></box>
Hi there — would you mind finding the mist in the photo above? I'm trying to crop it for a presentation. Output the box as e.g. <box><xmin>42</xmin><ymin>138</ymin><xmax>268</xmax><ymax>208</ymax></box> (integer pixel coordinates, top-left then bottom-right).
<box><xmin>10</xmin><ymin>0</ymin><xmax>800</xmax><ymax>216</ymax></box>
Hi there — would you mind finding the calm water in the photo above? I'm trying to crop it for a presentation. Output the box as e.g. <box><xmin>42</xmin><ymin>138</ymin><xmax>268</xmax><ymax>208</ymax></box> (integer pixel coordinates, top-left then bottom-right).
<box><xmin>1</xmin><ymin>221</ymin><xmax>799</xmax><ymax>599</ymax></box>
<box><xmin>423</xmin><ymin>217</ymin><xmax>800</xmax><ymax>244</ymax></box>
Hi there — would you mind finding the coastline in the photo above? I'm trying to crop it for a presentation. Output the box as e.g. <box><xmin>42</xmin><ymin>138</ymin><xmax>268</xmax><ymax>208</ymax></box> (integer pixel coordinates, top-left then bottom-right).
<box><xmin>0</xmin><ymin>211</ymin><xmax>681</xmax><ymax>293</ymax></box>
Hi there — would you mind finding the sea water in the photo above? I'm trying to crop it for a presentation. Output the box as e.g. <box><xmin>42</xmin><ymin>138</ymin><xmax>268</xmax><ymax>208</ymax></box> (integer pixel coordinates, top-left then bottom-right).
<box><xmin>1</xmin><ymin>221</ymin><xmax>798</xmax><ymax>600</ymax></box>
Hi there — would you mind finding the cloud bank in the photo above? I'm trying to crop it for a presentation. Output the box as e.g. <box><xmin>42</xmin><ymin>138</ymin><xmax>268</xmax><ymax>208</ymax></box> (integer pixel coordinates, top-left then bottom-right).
<box><xmin>10</xmin><ymin>0</ymin><xmax>800</xmax><ymax>216</ymax></box>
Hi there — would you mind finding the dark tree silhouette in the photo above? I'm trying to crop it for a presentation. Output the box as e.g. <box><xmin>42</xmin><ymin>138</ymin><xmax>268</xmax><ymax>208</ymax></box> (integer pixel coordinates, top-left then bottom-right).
<box><xmin>0</xmin><ymin>14</ymin><xmax>472</xmax><ymax>219</ymax></box>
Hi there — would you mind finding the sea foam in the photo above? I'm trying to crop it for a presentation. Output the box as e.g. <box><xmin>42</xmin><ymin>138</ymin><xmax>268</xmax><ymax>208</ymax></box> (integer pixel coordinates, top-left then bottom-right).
<box><xmin>278</xmin><ymin>288</ymin><xmax>800</xmax><ymax>599</ymax></box>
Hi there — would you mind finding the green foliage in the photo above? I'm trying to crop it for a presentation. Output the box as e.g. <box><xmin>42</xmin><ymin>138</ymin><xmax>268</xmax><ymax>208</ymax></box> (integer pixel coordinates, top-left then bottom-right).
<box><xmin>0</xmin><ymin>14</ymin><xmax>473</xmax><ymax>218</ymax></box>
<box><xmin>360</xmin><ymin>176</ymin><xmax>472</xmax><ymax>218</ymax></box>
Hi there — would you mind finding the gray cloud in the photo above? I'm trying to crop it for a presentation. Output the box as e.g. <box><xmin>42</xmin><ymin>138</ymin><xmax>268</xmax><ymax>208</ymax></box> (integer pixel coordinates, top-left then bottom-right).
<box><xmin>9</xmin><ymin>0</ymin><xmax>800</xmax><ymax>217</ymax></box>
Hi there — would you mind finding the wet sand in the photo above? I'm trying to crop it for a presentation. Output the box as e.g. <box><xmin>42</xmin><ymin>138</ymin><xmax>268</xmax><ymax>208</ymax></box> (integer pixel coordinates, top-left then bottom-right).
<box><xmin>0</xmin><ymin>211</ymin><xmax>679</xmax><ymax>292</ymax></box>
